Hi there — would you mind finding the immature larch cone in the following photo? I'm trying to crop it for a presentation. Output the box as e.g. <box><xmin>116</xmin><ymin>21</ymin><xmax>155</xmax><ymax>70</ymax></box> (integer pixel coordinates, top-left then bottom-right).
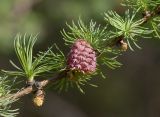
<box><xmin>67</xmin><ymin>39</ymin><xmax>97</xmax><ymax>74</ymax></box>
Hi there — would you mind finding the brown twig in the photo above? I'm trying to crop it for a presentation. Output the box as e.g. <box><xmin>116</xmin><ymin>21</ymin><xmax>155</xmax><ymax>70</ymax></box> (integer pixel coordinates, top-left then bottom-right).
<box><xmin>12</xmin><ymin>86</ymin><xmax>33</xmax><ymax>99</ymax></box>
<box><xmin>9</xmin><ymin>71</ymin><xmax>67</xmax><ymax>99</ymax></box>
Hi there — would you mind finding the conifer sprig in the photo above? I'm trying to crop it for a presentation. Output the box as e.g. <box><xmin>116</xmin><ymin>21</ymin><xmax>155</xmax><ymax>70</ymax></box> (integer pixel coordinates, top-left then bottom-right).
<box><xmin>0</xmin><ymin>76</ymin><xmax>19</xmax><ymax>117</ymax></box>
<box><xmin>57</xmin><ymin>18</ymin><xmax>123</xmax><ymax>92</ymax></box>
<box><xmin>104</xmin><ymin>10</ymin><xmax>152</xmax><ymax>50</ymax></box>
<box><xmin>0</xmin><ymin>1</ymin><xmax>159</xmax><ymax>116</ymax></box>
<box><xmin>122</xmin><ymin>0</ymin><xmax>160</xmax><ymax>10</ymax></box>
<box><xmin>122</xmin><ymin>0</ymin><xmax>160</xmax><ymax>39</ymax></box>
<box><xmin>3</xmin><ymin>34</ymin><xmax>65</xmax><ymax>81</ymax></box>
<box><xmin>61</xmin><ymin>18</ymin><xmax>109</xmax><ymax>50</ymax></box>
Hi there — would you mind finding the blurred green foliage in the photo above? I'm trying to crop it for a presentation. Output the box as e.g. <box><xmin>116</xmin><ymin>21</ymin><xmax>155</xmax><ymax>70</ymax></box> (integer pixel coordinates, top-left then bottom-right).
<box><xmin>0</xmin><ymin>0</ymin><xmax>118</xmax><ymax>53</ymax></box>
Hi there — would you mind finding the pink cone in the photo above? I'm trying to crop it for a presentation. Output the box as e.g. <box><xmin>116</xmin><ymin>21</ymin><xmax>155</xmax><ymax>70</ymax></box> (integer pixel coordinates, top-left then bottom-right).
<box><xmin>67</xmin><ymin>39</ymin><xmax>97</xmax><ymax>73</ymax></box>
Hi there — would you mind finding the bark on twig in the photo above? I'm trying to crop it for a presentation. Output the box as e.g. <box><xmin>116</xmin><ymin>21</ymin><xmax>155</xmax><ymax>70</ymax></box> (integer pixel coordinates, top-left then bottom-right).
<box><xmin>8</xmin><ymin>71</ymin><xmax>67</xmax><ymax>99</ymax></box>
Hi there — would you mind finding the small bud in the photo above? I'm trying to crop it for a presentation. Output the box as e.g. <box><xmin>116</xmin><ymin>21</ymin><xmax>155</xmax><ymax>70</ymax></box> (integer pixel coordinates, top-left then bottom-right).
<box><xmin>121</xmin><ymin>42</ymin><xmax>128</xmax><ymax>51</ymax></box>
<box><xmin>142</xmin><ymin>11</ymin><xmax>153</xmax><ymax>23</ymax></box>
<box><xmin>142</xmin><ymin>11</ymin><xmax>152</xmax><ymax>18</ymax></box>
<box><xmin>117</xmin><ymin>40</ymin><xmax>128</xmax><ymax>51</ymax></box>
<box><xmin>33</xmin><ymin>90</ymin><xmax>45</xmax><ymax>107</ymax></box>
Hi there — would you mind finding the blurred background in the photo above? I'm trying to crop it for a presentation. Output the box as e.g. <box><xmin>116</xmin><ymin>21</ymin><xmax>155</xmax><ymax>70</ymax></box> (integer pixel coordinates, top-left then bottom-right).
<box><xmin>0</xmin><ymin>0</ymin><xmax>160</xmax><ymax>117</ymax></box>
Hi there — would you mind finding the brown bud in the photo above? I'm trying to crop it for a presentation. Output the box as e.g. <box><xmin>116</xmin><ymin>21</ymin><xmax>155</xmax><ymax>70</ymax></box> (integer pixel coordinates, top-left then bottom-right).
<box><xmin>121</xmin><ymin>42</ymin><xmax>128</xmax><ymax>51</ymax></box>
<box><xmin>142</xmin><ymin>11</ymin><xmax>154</xmax><ymax>23</ymax></box>
<box><xmin>33</xmin><ymin>90</ymin><xmax>45</xmax><ymax>107</ymax></box>
<box><xmin>119</xmin><ymin>40</ymin><xmax>128</xmax><ymax>51</ymax></box>
<box><xmin>142</xmin><ymin>11</ymin><xmax>152</xmax><ymax>18</ymax></box>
